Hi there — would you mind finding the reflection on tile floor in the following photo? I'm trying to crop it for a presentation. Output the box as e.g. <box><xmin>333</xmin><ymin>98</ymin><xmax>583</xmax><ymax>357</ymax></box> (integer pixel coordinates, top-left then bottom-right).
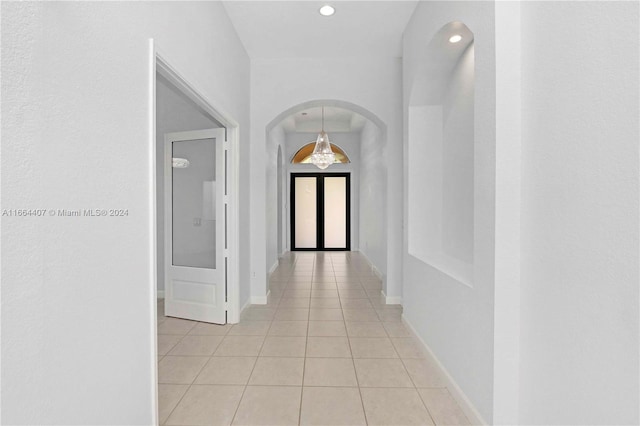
<box><xmin>157</xmin><ymin>251</ymin><xmax>470</xmax><ymax>425</ymax></box>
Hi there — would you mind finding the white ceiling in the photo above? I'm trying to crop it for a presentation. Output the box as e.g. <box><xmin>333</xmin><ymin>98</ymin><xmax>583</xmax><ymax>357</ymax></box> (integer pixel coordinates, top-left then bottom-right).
<box><xmin>222</xmin><ymin>1</ymin><xmax>418</xmax><ymax>58</ymax></box>
<box><xmin>279</xmin><ymin>106</ymin><xmax>367</xmax><ymax>133</ymax></box>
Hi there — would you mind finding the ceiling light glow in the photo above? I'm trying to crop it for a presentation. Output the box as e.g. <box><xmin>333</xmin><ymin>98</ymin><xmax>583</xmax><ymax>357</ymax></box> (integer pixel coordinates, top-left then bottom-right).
<box><xmin>319</xmin><ymin>5</ymin><xmax>335</xmax><ymax>16</ymax></box>
<box><xmin>449</xmin><ymin>34</ymin><xmax>462</xmax><ymax>43</ymax></box>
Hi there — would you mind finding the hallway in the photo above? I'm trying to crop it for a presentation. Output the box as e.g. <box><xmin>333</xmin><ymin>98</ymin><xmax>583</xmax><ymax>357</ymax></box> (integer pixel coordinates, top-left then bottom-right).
<box><xmin>2</xmin><ymin>1</ymin><xmax>639</xmax><ymax>423</ymax></box>
<box><xmin>157</xmin><ymin>252</ymin><xmax>469</xmax><ymax>425</ymax></box>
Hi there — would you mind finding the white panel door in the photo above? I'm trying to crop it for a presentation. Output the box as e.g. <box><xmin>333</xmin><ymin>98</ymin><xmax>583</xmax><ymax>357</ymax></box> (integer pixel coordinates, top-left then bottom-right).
<box><xmin>165</xmin><ymin>129</ymin><xmax>226</xmax><ymax>324</ymax></box>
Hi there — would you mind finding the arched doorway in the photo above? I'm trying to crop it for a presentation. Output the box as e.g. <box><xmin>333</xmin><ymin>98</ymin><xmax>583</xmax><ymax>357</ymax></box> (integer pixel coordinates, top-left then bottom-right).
<box><xmin>265</xmin><ymin>99</ymin><xmax>387</xmax><ymax>261</ymax></box>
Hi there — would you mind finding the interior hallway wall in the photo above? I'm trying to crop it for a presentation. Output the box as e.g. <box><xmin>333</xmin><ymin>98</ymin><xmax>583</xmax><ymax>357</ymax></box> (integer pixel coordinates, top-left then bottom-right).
<box><xmin>359</xmin><ymin>121</ymin><xmax>387</xmax><ymax>279</ymax></box>
<box><xmin>251</xmin><ymin>57</ymin><xmax>403</xmax><ymax>303</ymax></box>
<box><xmin>265</xmin><ymin>125</ymin><xmax>286</xmax><ymax>280</ymax></box>
<box><xmin>518</xmin><ymin>2</ymin><xmax>639</xmax><ymax>423</ymax></box>
<box><xmin>1</xmin><ymin>2</ymin><xmax>250</xmax><ymax>423</ymax></box>
<box><xmin>402</xmin><ymin>1</ymin><xmax>497</xmax><ymax>421</ymax></box>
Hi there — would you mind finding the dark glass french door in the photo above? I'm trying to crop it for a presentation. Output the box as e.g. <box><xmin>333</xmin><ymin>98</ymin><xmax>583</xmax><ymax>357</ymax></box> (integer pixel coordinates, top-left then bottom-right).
<box><xmin>290</xmin><ymin>173</ymin><xmax>350</xmax><ymax>251</ymax></box>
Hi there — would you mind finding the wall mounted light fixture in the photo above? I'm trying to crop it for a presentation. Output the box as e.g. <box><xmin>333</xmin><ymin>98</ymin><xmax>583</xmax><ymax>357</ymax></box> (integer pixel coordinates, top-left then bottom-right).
<box><xmin>172</xmin><ymin>158</ymin><xmax>190</xmax><ymax>168</ymax></box>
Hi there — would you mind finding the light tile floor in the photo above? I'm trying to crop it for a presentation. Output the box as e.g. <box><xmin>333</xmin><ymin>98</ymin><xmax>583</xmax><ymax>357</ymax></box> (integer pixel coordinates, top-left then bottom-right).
<box><xmin>157</xmin><ymin>251</ymin><xmax>470</xmax><ymax>426</ymax></box>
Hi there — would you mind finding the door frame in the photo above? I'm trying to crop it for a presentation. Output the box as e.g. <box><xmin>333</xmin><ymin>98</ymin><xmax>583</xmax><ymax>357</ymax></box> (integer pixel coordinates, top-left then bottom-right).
<box><xmin>153</xmin><ymin>46</ymin><xmax>240</xmax><ymax>324</ymax></box>
<box><xmin>290</xmin><ymin>172</ymin><xmax>351</xmax><ymax>251</ymax></box>
<box><xmin>151</xmin><ymin>40</ymin><xmax>239</xmax><ymax>424</ymax></box>
<box><xmin>150</xmin><ymin>42</ymin><xmax>241</xmax><ymax>423</ymax></box>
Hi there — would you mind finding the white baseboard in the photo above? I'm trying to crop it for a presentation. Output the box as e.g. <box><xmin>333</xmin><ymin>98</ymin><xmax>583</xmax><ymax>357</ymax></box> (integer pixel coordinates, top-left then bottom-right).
<box><xmin>402</xmin><ymin>315</ymin><xmax>486</xmax><ymax>425</ymax></box>
<box><xmin>251</xmin><ymin>290</ymin><xmax>271</xmax><ymax>305</ymax></box>
<box><xmin>238</xmin><ymin>297</ymin><xmax>252</xmax><ymax>319</ymax></box>
<box><xmin>268</xmin><ymin>260</ymin><xmax>279</xmax><ymax>277</ymax></box>
<box><xmin>382</xmin><ymin>292</ymin><xmax>403</xmax><ymax>305</ymax></box>
<box><xmin>355</xmin><ymin>250</ymin><xmax>383</xmax><ymax>280</ymax></box>
<box><xmin>157</xmin><ymin>290</ymin><xmax>165</xmax><ymax>299</ymax></box>
<box><xmin>372</xmin><ymin>265</ymin><xmax>382</xmax><ymax>280</ymax></box>
<box><xmin>356</xmin><ymin>256</ymin><xmax>399</xmax><ymax>306</ymax></box>
<box><xmin>381</xmin><ymin>290</ymin><xmax>403</xmax><ymax>305</ymax></box>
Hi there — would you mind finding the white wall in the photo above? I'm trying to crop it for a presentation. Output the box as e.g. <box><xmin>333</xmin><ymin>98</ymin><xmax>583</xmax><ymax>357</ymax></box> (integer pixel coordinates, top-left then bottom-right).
<box><xmin>518</xmin><ymin>2</ymin><xmax>639</xmax><ymax>423</ymax></box>
<box><xmin>251</xmin><ymin>58</ymin><xmax>403</xmax><ymax>303</ymax></box>
<box><xmin>276</xmin><ymin>146</ymin><xmax>284</xmax><ymax>256</ymax></box>
<box><xmin>359</xmin><ymin>121</ymin><xmax>387</xmax><ymax>278</ymax></box>
<box><xmin>405</xmin><ymin>2</ymin><xmax>639</xmax><ymax>424</ymax></box>
<box><xmin>265</xmin><ymin>124</ymin><xmax>286</xmax><ymax>279</ymax></box>
<box><xmin>156</xmin><ymin>75</ymin><xmax>220</xmax><ymax>293</ymax></box>
<box><xmin>1</xmin><ymin>2</ymin><xmax>249</xmax><ymax>423</ymax></box>
<box><xmin>441</xmin><ymin>43</ymin><xmax>474</xmax><ymax>264</ymax></box>
<box><xmin>402</xmin><ymin>1</ymin><xmax>496</xmax><ymax>422</ymax></box>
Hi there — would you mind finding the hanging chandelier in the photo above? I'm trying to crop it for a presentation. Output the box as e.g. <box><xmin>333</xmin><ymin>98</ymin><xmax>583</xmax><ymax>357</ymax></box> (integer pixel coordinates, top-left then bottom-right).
<box><xmin>310</xmin><ymin>106</ymin><xmax>335</xmax><ymax>170</ymax></box>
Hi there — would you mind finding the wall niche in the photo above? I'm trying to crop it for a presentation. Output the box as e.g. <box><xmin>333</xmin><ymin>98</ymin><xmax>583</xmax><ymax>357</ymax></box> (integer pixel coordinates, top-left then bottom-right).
<box><xmin>408</xmin><ymin>21</ymin><xmax>475</xmax><ymax>286</ymax></box>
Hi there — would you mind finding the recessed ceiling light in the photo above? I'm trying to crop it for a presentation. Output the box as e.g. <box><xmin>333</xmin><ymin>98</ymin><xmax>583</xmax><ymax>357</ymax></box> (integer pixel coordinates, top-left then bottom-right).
<box><xmin>449</xmin><ymin>34</ymin><xmax>462</xmax><ymax>43</ymax></box>
<box><xmin>319</xmin><ymin>5</ymin><xmax>335</xmax><ymax>16</ymax></box>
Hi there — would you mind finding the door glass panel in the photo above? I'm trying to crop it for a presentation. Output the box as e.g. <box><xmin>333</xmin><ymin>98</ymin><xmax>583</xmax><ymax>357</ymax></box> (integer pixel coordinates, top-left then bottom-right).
<box><xmin>295</xmin><ymin>177</ymin><xmax>317</xmax><ymax>248</ymax></box>
<box><xmin>172</xmin><ymin>138</ymin><xmax>216</xmax><ymax>269</ymax></box>
<box><xmin>324</xmin><ymin>177</ymin><xmax>347</xmax><ymax>248</ymax></box>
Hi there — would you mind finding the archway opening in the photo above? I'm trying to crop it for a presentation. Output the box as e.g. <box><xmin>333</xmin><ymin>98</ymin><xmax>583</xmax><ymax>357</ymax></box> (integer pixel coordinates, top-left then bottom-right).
<box><xmin>264</xmin><ymin>99</ymin><xmax>388</xmax><ymax>283</ymax></box>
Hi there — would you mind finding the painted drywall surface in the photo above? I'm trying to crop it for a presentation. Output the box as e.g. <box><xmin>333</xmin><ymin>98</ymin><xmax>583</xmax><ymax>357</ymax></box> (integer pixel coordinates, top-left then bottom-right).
<box><xmin>408</xmin><ymin>105</ymin><xmax>443</xmax><ymax>264</ymax></box>
<box><xmin>156</xmin><ymin>76</ymin><xmax>220</xmax><ymax>292</ymax></box>
<box><xmin>251</xmin><ymin>57</ymin><xmax>403</xmax><ymax>302</ymax></box>
<box><xmin>441</xmin><ymin>43</ymin><xmax>474</xmax><ymax>264</ymax></box>
<box><xmin>1</xmin><ymin>2</ymin><xmax>249</xmax><ymax>423</ymax></box>
<box><xmin>276</xmin><ymin>146</ymin><xmax>284</xmax><ymax>256</ymax></box>
<box><xmin>519</xmin><ymin>2</ymin><xmax>639</xmax><ymax>424</ymax></box>
<box><xmin>402</xmin><ymin>1</ymin><xmax>496</xmax><ymax>421</ymax></box>
<box><xmin>284</xmin><ymin>132</ymin><xmax>361</xmax><ymax>254</ymax></box>
<box><xmin>492</xmin><ymin>2</ymin><xmax>522</xmax><ymax>422</ymax></box>
<box><xmin>265</xmin><ymin>124</ymin><xmax>286</xmax><ymax>277</ymax></box>
<box><xmin>359</xmin><ymin>121</ymin><xmax>387</xmax><ymax>276</ymax></box>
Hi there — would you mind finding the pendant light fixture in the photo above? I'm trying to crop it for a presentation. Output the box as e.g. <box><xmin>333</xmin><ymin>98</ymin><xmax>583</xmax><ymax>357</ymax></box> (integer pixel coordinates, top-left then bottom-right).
<box><xmin>310</xmin><ymin>106</ymin><xmax>335</xmax><ymax>170</ymax></box>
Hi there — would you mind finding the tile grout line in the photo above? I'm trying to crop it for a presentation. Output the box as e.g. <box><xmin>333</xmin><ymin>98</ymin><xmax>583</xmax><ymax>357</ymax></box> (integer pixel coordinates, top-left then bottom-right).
<box><xmin>159</xmin><ymin>340</ymin><xmax>212</xmax><ymax>424</ymax></box>
<box><xmin>402</xmin><ymin>361</ymin><xmax>438</xmax><ymax>425</ymax></box>
<box><xmin>226</xmin><ymin>277</ymin><xmax>278</xmax><ymax>425</ymax></box>
<box><xmin>228</xmin><ymin>319</ymin><xmax>269</xmax><ymax>425</ymax></box>
<box><xmin>157</xmin><ymin>334</ymin><xmax>188</xmax><ymax>423</ymax></box>
<box><xmin>157</xmin><ymin>305</ymin><xmax>199</xmax><ymax>424</ymax></box>
<box><xmin>376</xmin><ymin>291</ymin><xmax>437</xmax><ymax>425</ymax></box>
<box><xmin>160</xmin><ymin>383</ymin><xmax>189</xmax><ymax>425</ymax></box>
<box><xmin>160</xmin><ymin>253</ymin><xmax>401</xmax><ymax>425</ymax></box>
<box><xmin>297</xmin><ymin>254</ymin><xmax>315</xmax><ymax>425</ymax></box>
<box><xmin>339</xmin><ymin>259</ymin><xmax>371</xmax><ymax>426</ymax></box>
<box><xmin>159</xmin><ymin>301</ymin><xmax>249</xmax><ymax>417</ymax></box>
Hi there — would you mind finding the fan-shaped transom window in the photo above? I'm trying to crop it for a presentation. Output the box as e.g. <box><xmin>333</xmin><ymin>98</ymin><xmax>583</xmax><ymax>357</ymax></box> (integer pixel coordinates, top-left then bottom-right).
<box><xmin>291</xmin><ymin>142</ymin><xmax>350</xmax><ymax>164</ymax></box>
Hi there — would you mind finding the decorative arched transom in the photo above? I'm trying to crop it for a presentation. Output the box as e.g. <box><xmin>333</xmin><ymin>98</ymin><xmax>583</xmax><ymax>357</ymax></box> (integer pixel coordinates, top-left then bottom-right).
<box><xmin>291</xmin><ymin>142</ymin><xmax>350</xmax><ymax>165</ymax></box>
